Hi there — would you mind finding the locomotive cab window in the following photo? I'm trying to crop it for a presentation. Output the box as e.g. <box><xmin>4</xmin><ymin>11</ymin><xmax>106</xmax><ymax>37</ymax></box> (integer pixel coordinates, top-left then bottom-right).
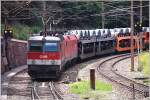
<box><xmin>29</xmin><ymin>42</ymin><xmax>43</xmax><ymax>52</ymax></box>
<box><xmin>43</xmin><ymin>42</ymin><xmax>58</xmax><ymax>52</ymax></box>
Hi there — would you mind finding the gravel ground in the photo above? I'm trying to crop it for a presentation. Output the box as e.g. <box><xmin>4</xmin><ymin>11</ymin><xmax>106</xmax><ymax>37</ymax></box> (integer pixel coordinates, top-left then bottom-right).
<box><xmin>60</xmin><ymin>56</ymin><xmax>108</xmax><ymax>100</ymax></box>
<box><xmin>7</xmin><ymin>69</ymin><xmax>32</xmax><ymax>100</ymax></box>
<box><xmin>114</xmin><ymin>57</ymin><xmax>146</xmax><ymax>83</ymax></box>
<box><xmin>60</xmin><ymin>56</ymin><xmax>108</xmax><ymax>83</ymax></box>
<box><xmin>113</xmin><ymin>57</ymin><xmax>150</xmax><ymax>100</ymax></box>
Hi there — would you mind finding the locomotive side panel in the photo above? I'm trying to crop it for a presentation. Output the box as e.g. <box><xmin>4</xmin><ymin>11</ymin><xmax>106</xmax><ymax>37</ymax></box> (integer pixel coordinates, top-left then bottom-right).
<box><xmin>63</xmin><ymin>35</ymin><xmax>78</xmax><ymax>62</ymax></box>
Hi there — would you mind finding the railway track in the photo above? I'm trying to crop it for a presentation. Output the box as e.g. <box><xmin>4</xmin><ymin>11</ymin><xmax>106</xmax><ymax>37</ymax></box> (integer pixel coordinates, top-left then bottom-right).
<box><xmin>31</xmin><ymin>81</ymin><xmax>63</xmax><ymax>100</ymax></box>
<box><xmin>3</xmin><ymin>53</ymin><xmax>149</xmax><ymax>100</ymax></box>
<box><xmin>97</xmin><ymin>53</ymin><xmax>149</xmax><ymax>98</ymax></box>
<box><xmin>2</xmin><ymin>65</ymin><xmax>64</xmax><ymax>100</ymax></box>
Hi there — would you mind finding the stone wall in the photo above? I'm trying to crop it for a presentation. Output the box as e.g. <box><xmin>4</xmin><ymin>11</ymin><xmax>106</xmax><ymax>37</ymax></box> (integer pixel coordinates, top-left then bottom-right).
<box><xmin>1</xmin><ymin>38</ymin><xmax>27</xmax><ymax>74</ymax></box>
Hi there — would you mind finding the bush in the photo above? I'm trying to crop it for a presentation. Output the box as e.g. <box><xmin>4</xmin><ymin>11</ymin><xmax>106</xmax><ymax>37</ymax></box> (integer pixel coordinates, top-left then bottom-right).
<box><xmin>139</xmin><ymin>52</ymin><xmax>150</xmax><ymax>76</ymax></box>
<box><xmin>1</xmin><ymin>24</ymin><xmax>42</xmax><ymax>40</ymax></box>
<box><xmin>137</xmin><ymin>65</ymin><xmax>143</xmax><ymax>72</ymax></box>
<box><xmin>12</xmin><ymin>24</ymin><xmax>31</xmax><ymax>40</ymax></box>
<box><xmin>31</xmin><ymin>26</ymin><xmax>42</xmax><ymax>33</ymax></box>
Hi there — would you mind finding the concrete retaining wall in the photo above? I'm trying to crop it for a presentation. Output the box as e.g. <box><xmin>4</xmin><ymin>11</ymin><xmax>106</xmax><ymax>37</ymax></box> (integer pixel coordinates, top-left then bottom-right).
<box><xmin>1</xmin><ymin>38</ymin><xmax>27</xmax><ymax>74</ymax></box>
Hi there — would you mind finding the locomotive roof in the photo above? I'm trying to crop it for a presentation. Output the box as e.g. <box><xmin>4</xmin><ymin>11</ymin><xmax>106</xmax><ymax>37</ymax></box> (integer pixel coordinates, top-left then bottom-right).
<box><xmin>28</xmin><ymin>36</ymin><xmax>61</xmax><ymax>41</ymax></box>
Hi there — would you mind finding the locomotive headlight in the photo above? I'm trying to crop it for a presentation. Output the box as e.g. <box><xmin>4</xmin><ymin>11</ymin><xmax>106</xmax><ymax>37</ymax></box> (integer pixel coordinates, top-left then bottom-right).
<box><xmin>134</xmin><ymin>24</ymin><xmax>137</xmax><ymax>27</ymax></box>
<box><xmin>5</xmin><ymin>31</ymin><xmax>7</xmax><ymax>33</ymax></box>
<box><xmin>10</xmin><ymin>30</ymin><xmax>12</xmax><ymax>33</ymax></box>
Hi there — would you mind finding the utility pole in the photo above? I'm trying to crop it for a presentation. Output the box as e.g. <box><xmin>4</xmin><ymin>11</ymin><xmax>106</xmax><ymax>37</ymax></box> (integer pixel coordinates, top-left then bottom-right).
<box><xmin>102</xmin><ymin>1</ymin><xmax>105</xmax><ymax>29</ymax></box>
<box><xmin>137</xmin><ymin>0</ymin><xmax>143</xmax><ymax>71</ymax></box>
<box><xmin>131</xmin><ymin>0</ymin><xmax>134</xmax><ymax>71</ymax></box>
<box><xmin>4</xmin><ymin>16</ymin><xmax>8</xmax><ymax>30</ymax></box>
<box><xmin>43</xmin><ymin>1</ymin><xmax>47</xmax><ymax>36</ymax></box>
<box><xmin>115</xmin><ymin>16</ymin><xmax>117</xmax><ymax>28</ymax></box>
<box><xmin>140</xmin><ymin>0</ymin><xmax>143</xmax><ymax>52</ymax></box>
<box><xmin>50</xmin><ymin>22</ymin><xmax>52</xmax><ymax>31</ymax></box>
<box><xmin>4</xmin><ymin>14</ymin><xmax>10</xmax><ymax>70</ymax></box>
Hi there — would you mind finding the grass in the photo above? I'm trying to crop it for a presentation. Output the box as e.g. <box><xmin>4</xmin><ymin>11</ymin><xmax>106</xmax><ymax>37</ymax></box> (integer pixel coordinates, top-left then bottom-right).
<box><xmin>1</xmin><ymin>24</ymin><xmax>42</xmax><ymax>40</ymax></box>
<box><xmin>68</xmin><ymin>80</ymin><xmax>112</xmax><ymax>99</ymax></box>
<box><xmin>143</xmin><ymin>80</ymin><xmax>150</xmax><ymax>85</ymax></box>
<box><xmin>139</xmin><ymin>52</ymin><xmax>150</xmax><ymax>77</ymax></box>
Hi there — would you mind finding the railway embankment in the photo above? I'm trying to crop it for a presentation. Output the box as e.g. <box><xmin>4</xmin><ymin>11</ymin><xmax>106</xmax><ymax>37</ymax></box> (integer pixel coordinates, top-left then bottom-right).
<box><xmin>114</xmin><ymin>55</ymin><xmax>149</xmax><ymax>85</ymax></box>
<box><xmin>77</xmin><ymin>54</ymin><xmax>149</xmax><ymax>100</ymax></box>
<box><xmin>77</xmin><ymin>56</ymin><xmax>116</xmax><ymax>100</ymax></box>
<box><xmin>1</xmin><ymin>38</ymin><xmax>27</xmax><ymax>74</ymax></box>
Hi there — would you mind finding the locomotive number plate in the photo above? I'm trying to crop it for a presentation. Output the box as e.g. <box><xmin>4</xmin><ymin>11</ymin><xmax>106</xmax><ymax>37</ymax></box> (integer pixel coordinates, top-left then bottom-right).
<box><xmin>39</xmin><ymin>55</ymin><xmax>48</xmax><ymax>59</ymax></box>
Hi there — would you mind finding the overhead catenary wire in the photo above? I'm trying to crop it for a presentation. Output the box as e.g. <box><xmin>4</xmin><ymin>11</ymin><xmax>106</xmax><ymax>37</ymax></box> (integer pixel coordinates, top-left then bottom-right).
<box><xmin>2</xmin><ymin>1</ymin><xmax>31</xmax><ymax>15</ymax></box>
<box><xmin>56</xmin><ymin>3</ymin><xmax>149</xmax><ymax>28</ymax></box>
<box><xmin>2</xmin><ymin>1</ymin><xmax>148</xmax><ymax>19</ymax></box>
<box><xmin>14</xmin><ymin>2</ymin><xmax>31</xmax><ymax>17</ymax></box>
<box><xmin>1</xmin><ymin>1</ymin><xmax>149</xmax><ymax>31</ymax></box>
<box><xmin>25</xmin><ymin>1</ymin><xmax>148</xmax><ymax>21</ymax></box>
<box><xmin>18</xmin><ymin>1</ymin><xmax>148</xmax><ymax>31</ymax></box>
<box><xmin>102</xmin><ymin>5</ymin><xmax>149</xmax><ymax>15</ymax></box>
<box><xmin>60</xmin><ymin>4</ymin><xmax>149</xmax><ymax>21</ymax></box>
<box><xmin>6</xmin><ymin>1</ymin><xmax>148</xmax><ymax>22</ymax></box>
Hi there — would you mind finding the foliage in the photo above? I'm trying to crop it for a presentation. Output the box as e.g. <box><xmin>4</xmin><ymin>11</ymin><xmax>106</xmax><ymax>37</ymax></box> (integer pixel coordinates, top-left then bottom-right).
<box><xmin>139</xmin><ymin>52</ymin><xmax>150</xmax><ymax>76</ymax></box>
<box><xmin>58</xmin><ymin>1</ymin><xmax>149</xmax><ymax>29</ymax></box>
<box><xmin>31</xmin><ymin>26</ymin><xmax>42</xmax><ymax>33</ymax></box>
<box><xmin>60</xmin><ymin>2</ymin><xmax>102</xmax><ymax>29</ymax></box>
<box><xmin>12</xmin><ymin>24</ymin><xmax>30</xmax><ymax>40</ymax></box>
<box><xmin>1</xmin><ymin>24</ymin><xmax>42</xmax><ymax>40</ymax></box>
<box><xmin>1</xmin><ymin>1</ymin><xmax>149</xmax><ymax>31</ymax></box>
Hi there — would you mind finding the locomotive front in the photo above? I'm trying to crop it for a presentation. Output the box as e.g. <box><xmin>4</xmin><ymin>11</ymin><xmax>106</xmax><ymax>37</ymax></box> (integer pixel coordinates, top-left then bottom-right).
<box><xmin>27</xmin><ymin>36</ymin><xmax>61</xmax><ymax>79</ymax></box>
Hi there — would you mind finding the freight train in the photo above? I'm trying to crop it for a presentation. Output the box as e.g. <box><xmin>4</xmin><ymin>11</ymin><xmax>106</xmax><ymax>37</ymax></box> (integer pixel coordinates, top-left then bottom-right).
<box><xmin>27</xmin><ymin>27</ymin><xmax>149</xmax><ymax>79</ymax></box>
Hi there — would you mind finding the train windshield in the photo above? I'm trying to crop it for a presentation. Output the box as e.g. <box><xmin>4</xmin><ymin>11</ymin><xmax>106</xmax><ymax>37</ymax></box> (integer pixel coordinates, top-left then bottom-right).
<box><xmin>29</xmin><ymin>42</ymin><xmax>43</xmax><ymax>52</ymax></box>
<box><xmin>43</xmin><ymin>42</ymin><xmax>58</xmax><ymax>52</ymax></box>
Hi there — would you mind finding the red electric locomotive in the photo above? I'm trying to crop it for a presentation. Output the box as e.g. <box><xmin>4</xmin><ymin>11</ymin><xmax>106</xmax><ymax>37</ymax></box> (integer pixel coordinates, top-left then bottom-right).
<box><xmin>27</xmin><ymin>34</ymin><xmax>78</xmax><ymax>79</ymax></box>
